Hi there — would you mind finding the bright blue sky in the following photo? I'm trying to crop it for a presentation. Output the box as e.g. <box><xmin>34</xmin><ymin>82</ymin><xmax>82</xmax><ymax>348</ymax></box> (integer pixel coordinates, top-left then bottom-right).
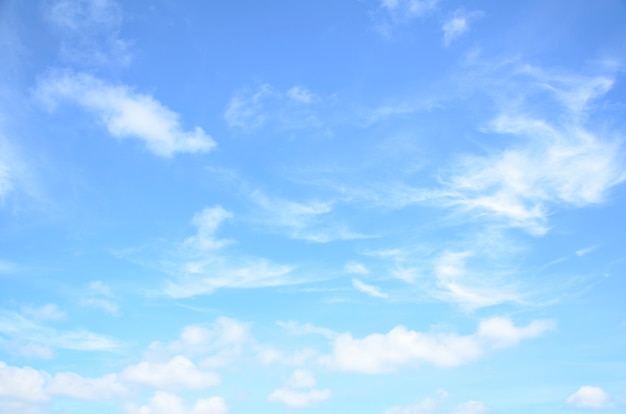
<box><xmin>1</xmin><ymin>0</ymin><xmax>626</xmax><ymax>413</ymax></box>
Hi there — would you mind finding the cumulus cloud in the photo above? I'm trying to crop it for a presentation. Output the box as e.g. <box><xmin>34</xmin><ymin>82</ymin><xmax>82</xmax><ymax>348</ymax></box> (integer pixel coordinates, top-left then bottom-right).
<box><xmin>268</xmin><ymin>370</ymin><xmax>331</xmax><ymax>408</ymax></box>
<box><xmin>145</xmin><ymin>317</ymin><xmax>250</xmax><ymax>368</ymax></box>
<box><xmin>566</xmin><ymin>386</ymin><xmax>612</xmax><ymax>409</ymax></box>
<box><xmin>125</xmin><ymin>391</ymin><xmax>228</xmax><ymax>414</ymax></box>
<box><xmin>122</xmin><ymin>355</ymin><xmax>220</xmax><ymax>390</ymax></box>
<box><xmin>47</xmin><ymin>372</ymin><xmax>127</xmax><ymax>400</ymax></box>
<box><xmin>352</xmin><ymin>278</ymin><xmax>388</xmax><ymax>299</ymax></box>
<box><xmin>323</xmin><ymin>317</ymin><xmax>554</xmax><ymax>373</ymax></box>
<box><xmin>384</xmin><ymin>390</ymin><xmax>487</xmax><ymax>414</ymax></box>
<box><xmin>35</xmin><ymin>71</ymin><xmax>216</xmax><ymax>157</ymax></box>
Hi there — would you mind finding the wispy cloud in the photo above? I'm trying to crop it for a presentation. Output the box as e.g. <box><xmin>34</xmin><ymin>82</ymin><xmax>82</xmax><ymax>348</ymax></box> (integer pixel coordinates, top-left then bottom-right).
<box><xmin>442</xmin><ymin>9</ymin><xmax>483</xmax><ymax>47</ymax></box>
<box><xmin>436</xmin><ymin>66</ymin><xmax>625</xmax><ymax>235</ymax></box>
<box><xmin>352</xmin><ymin>278</ymin><xmax>388</xmax><ymax>299</ymax></box>
<box><xmin>268</xmin><ymin>370</ymin><xmax>331</xmax><ymax>408</ymax></box>
<box><xmin>380</xmin><ymin>0</ymin><xmax>438</xmax><ymax>22</ymax></box>
<box><xmin>250</xmin><ymin>190</ymin><xmax>368</xmax><ymax>243</ymax></box>
<box><xmin>79</xmin><ymin>280</ymin><xmax>120</xmax><ymax>315</ymax></box>
<box><xmin>35</xmin><ymin>70</ymin><xmax>216</xmax><ymax>157</ymax></box>
<box><xmin>0</xmin><ymin>309</ymin><xmax>121</xmax><ymax>353</ymax></box>
<box><xmin>224</xmin><ymin>83</ymin><xmax>321</xmax><ymax>130</ymax></box>
<box><xmin>323</xmin><ymin>317</ymin><xmax>554</xmax><ymax>373</ymax></box>
<box><xmin>43</xmin><ymin>0</ymin><xmax>131</xmax><ymax>66</ymax></box>
<box><xmin>183</xmin><ymin>206</ymin><xmax>233</xmax><ymax>250</ymax></box>
<box><xmin>384</xmin><ymin>389</ymin><xmax>488</xmax><ymax>414</ymax></box>
<box><xmin>576</xmin><ymin>246</ymin><xmax>598</xmax><ymax>257</ymax></box>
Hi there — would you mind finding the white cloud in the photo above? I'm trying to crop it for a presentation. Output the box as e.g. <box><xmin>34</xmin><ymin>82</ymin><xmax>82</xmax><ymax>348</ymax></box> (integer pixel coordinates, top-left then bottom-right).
<box><xmin>250</xmin><ymin>190</ymin><xmax>368</xmax><ymax>243</ymax></box>
<box><xmin>451</xmin><ymin>400</ymin><xmax>488</xmax><ymax>414</ymax></box>
<box><xmin>268</xmin><ymin>370</ymin><xmax>331</xmax><ymax>408</ymax></box>
<box><xmin>122</xmin><ymin>355</ymin><xmax>220</xmax><ymax>390</ymax></box>
<box><xmin>576</xmin><ymin>246</ymin><xmax>597</xmax><ymax>257</ymax></box>
<box><xmin>43</xmin><ymin>0</ymin><xmax>131</xmax><ymax>66</ymax></box>
<box><xmin>145</xmin><ymin>317</ymin><xmax>250</xmax><ymax>368</ymax></box>
<box><xmin>433</xmin><ymin>251</ymin><xmax>521</xmax><ymax>309</ymax></box>
<box><xmin>0</xmin><ymin>310</ymin><xmax>121</xmax><ymax>352</ymax></box>
<box><xmin>566</xmin><ymin>386</ymin><xmax>612</xmax><ymax>409</ymax></box>
<box><xmin>439</xmin><ymin>68</ymin><xmax>626</xmax><ymax>235</ymax></box>
<box><xmin>276</xmin><ymin>320</ymin><xmax>337</xmax><ymax>339</ymax></box>
<box><xmin>126</xmin><ymin>391</ymin><xmax>228</xmax><ymax>414</ymax></box>
<box><xmin>345</xmin><ymin>262</ymin><xmax>370</xmax><ymax>274</ymax></box>
<box><xmin>0</xmin><ymin>362</ymin><xmax>48</xmax><ymax>402</ymax></box>
<box><xmin>268</xmin><ymin>388</ymin><xmax>332</xmax><ymax>408</ymax></box>
<box><xmin>80</xmin><ymin>280</ymin><xmax>119</xmax><ymax>315</ymax></box>
<box><xmin>323</xmin><ymin>317</ymin><xmax>554</xmax><ymax>373</ymax></box>
<box><xmin>224</xmin><ymin>84</ymin><xmax>321</xmax><ymax>130</ymax></box>
<box><xmin>20</xmin><ymin>304</ymin><xmax>65</xmax><ymax>322</ymax></box>
<box><xmin>381</xmin><ymin>0</ymin><xmax>438</xmax><ymax>21</ymax></box>
<box><xmin>285</xmin><ymin>369</ymin><xmax>316</xmax><ymax>389</ymax></box>
<box><xmin>442</xmin><ymin>10</ymin><xmax>482</xmax><ymax>46</ymax></box>
<box><xmin>184</xmin><ymin>206</ymin><xmax>233</xmax><ymax>250</ymax></box>
<box><xmin>384</xmin><ymin>391</ymin><xmax>488</xmax><ymax>414</ymax></box>
<box><xmin>35</xmin><ymin>71</ymin><xmax>216</xmax><ymax>157</ymax></box>
<box><xmin>47</xmin><ymin>372</ymin><xmax>127</xmax><ymax>400</ymax></box>
<box><xmin>352</xmin><ymin>278</ymin><xmax>388</xmax><ymax>299</ymax></box>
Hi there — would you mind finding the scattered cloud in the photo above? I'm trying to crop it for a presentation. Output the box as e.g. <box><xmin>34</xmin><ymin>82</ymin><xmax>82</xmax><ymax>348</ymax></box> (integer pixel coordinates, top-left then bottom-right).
<box><xmin>224</xmin><ymin>83</ymin><xmax>321</xmax><ymax>130</ymax></box>
<box><xmin>80</xmin><ymin>280</ymin><xmax>119</xmax><ymax>315</ymax></box>
<box><xmin>268</xmin><ymin>370</ymin><xmax>331</xmax><ymax>408</ymax></box>
<box><xmin>451</xmin><ymin>400</ymin><xmax>488</xmax><ymax>414</ymax></box>
<box><xmin>576</xmin><ymin>246</ymin><xmax>597</xmax><ymax>257</ymax></box>
<box><xmin>566</xmin><ymin>386</ymin><xmax>612</xmax><ymax>409</ymax></box>
<box><xmin>43</xmin><ymin>0</ymin><xmax>131</xmax><ymax>66</ymax></box>
<box><xmin>122</xmin><ymin>355</ymin><xmax>220</xmax><ymax>391</ymax></box>
<box><xmin>442</xmin><ymin>10</ymin><xmax>483</xmax><ymax>47</ymax></box>
<box><xmin>352</xmin><ymin>278</ymin><xmax>388</xmax><ymax>299</ymax></box>
<box><xmin>0</xmin><ymin>309</ymin><xmax>121</xmax><ymax>353</ymax></box>
<box><xmin>384</xmin><ymin>390</ymin><xmax>488</xmax><ymax>414</ymax></box>
<box><xmin>323</xmin><ymin>317</ymin><xmax>554</xmax><ymax>373</ymax></box>
<box><xmin>20</xmin><ymin>304</ymin><xmax>65</xmax><ymax>322</ymax></box>
<box><xmin>437</xmin><ymin>68</ymin><xmax>625</xmax><ymax>235</ymax></box>
<box><xmin>35</xmin><ymin>70</ymin><xmax>216</xmax><ymax>157</ymax></box>
<box><xmin>276</xmin><ymin>320</ymin><xmax>337</xmax><ymax>339</ymax></box>
<box><xmin>184</xmin><ymin>206</ymin><xmax>233</xmax><ymax>250</ymax></box>
<box><xmin>250</xmin><ymin>190</ymin><xmax>368</xmax><ymax>243</ymax></box>
<box><xmin>380</xmin><ymin>0</ymin><xmax>438</xmax><ymax>22</ymax></box>
<box><xmin>47</xmin><ymin>372</ymin><xmax>127</xmax><ymax>400</ymax></box>
<box><xmin>125</xmin><ymin>392</ymin><xmax>228</xmax><ymax>414</ymax></box>
<box><xmin>345</xmin><ymin>262</ymin><xmax>370</xmax><ymax>275</ymax></box>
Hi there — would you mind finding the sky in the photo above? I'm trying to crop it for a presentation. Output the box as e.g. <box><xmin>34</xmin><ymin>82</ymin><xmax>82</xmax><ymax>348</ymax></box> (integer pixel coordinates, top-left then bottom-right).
<box><xmin>1</xmin><ymin>0</ymin><xmax>626</xmax><ymax>413</ymax></box>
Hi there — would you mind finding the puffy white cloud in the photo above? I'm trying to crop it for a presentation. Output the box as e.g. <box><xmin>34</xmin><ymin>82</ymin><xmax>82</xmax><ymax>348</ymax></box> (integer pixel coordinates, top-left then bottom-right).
<box><xmin>146</xmin><ymin>317</ymin><xmax>250</xmax><ymax>368</ymax></box>
<box><xmin>352</xmin><ymin>278</ymin><xmax>388</xmax><ymax>299</ymax></box>
<box><xmin>47</xmin><ymin>372</ymin><xmax>127</xmax><ymax>400</ymax></box>
<box><xmin>0</xmin><ymin>362</ymin><xmax>47</xmax><ymax>402</ymax></box>
<box><xmin>126</xmin><ymin>391</ymin><xmax>228</xmax><ymax>414</ymax></box>
<box><xmin>35</xmin><ymin>71</ymin><xmax>216</xmax><ymax>157</ymax></box>
<box><xmin>122</xmin><ymin>355</ymin><xmax>220</xmax><ymax>390</ymax></box>
<box><xmin>383</xmin><ymin>389</ymin><xmax>447</xmax><ymax>414</ymax></box>
<box><xmin>324</xmin><ymin>317</ymin><xmax>554</xmax><ymax>373</ymax></box>
<box><xmin>566</xmin><ymin>386</ymin><xmax>612</xmax><ymax>409</ymax></box>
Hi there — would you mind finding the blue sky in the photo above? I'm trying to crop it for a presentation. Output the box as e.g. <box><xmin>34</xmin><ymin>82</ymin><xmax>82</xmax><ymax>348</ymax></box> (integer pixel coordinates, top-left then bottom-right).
<box><xmin>1</xmin><ymin>0</ymin><xmax>625</xmax><ymax>413</ymax></box>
